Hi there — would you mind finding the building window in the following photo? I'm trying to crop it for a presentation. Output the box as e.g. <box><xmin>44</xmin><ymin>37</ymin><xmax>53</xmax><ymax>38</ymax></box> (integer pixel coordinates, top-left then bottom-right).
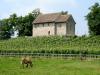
<box><xmin>34</xmin><ymin>25</ymin><xmax>36</xmax><ymax>28</ymax></box>
<box><xmin>48</xmin><ymin>23</ymin><xmax>50</xmax><ymax>26</ymax></box>
<box><xmin>58</xmin><ymin>24</ymin><xmax>62</xmax><ymax>27</ymax></box>
<box><xmin>42</xmin><ymin>24</ymin><xmax>44</xmax><ymax>27</ymax></box>
<box><xmin>34</xmin><ymin>24</ymin><xmax>39</xmax><ymax>28</ymax></box>
<box><xmin>48</xmin><ymin>31</ymin><xmax>50</xmax><ymax>35</ymax></box>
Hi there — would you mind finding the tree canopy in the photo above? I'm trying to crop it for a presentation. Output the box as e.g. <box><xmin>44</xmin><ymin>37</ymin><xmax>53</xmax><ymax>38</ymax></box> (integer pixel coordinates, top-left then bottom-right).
<box><xmin>86</xmin><ymin>3</ymin><xmax>100</xmax><ymax>35</ymax></box>
<box><xmin>0</xmin><ymin>19</ymin><xmax>11</xmax><ymax>39</ymax></box>
<box><xmin>0</xmin><ymin>9</ymin><xmax>40</xmax><ymax>39</ymax></box>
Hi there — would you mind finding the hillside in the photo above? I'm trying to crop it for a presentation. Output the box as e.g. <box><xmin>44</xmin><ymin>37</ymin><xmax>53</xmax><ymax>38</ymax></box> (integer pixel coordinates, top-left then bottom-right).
<box><xmin>0</xmin><ymin>36</ymin><xmax>100</xmax><ymax>54</ymax></box>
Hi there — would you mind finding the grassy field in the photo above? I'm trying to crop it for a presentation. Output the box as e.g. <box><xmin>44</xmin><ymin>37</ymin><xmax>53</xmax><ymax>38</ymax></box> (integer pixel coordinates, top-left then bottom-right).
<box><xmin>0</xmin><ymin>57</ymin><xmax>100</xmax><ymax>75</ymax></box>
<box><xmin>0</xmin><ymin>36</ymin><xmax>100</xmax><ymax>54</ymax></box>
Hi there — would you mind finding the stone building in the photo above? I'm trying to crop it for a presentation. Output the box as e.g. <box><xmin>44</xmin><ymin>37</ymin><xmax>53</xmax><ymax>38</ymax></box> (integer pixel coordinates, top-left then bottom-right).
<box><xmin>32</xmin><ymin>12</ymin><xmax>76</xmax><ymax>37</ymax></box>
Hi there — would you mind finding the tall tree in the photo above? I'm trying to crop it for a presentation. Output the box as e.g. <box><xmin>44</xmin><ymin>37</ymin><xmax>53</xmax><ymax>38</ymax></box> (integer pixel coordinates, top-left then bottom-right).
<box><xmin>0</xmin><ymin>19</ymin><xmax>11</xmax><ymax>39</ymax></box>
<box><xmin>9</xmin><ymin>13</ymin><xmax>18</xmax><ymax>35</ymax></box>
<box><xmin>18</xmin><ymin>9</ymin><xmax>40</xmax><ymax>36</ymax></box>
<box><xmin>0</xmin><ymin>9</ymin><xmax>41</xmax><ymax>39</ymax></box>
<box><xmin>86</xmin><ymin>3</ymin><xmax>100</xmax><ymax>35</ymax></box>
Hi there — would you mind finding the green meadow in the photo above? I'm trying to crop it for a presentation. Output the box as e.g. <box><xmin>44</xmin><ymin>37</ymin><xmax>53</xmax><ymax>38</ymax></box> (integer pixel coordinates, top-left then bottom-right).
<box><xmin>0</xmin><ymin>57</ymin><xmax>100</xmax><ymax>75</ymax></box>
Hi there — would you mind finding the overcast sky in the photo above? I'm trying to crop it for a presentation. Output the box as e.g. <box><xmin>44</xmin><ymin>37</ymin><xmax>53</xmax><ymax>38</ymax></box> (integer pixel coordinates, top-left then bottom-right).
<box><xmin>0</xmin><ymin>0</ymin><xmax>100</xmax><ymax>36</ymax></box>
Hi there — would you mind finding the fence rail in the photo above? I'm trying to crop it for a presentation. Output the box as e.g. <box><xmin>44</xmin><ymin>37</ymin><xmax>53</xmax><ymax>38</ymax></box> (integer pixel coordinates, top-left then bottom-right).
<box><xmin>0</xmin><ymin>52</ymin><xmax>100</xmax><ymax>59</ymax></box>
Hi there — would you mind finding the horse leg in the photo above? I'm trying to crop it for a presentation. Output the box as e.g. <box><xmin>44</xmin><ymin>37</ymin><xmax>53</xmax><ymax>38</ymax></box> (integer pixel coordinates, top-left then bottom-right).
<box><xmin>30</xmin><ymin>62</ymin><xmax>33</xmax><ymax>67</ymax></box>
<box><xmin>26</xmin><ymin>63</ymin><xmax>28</xmax><ymax>68</ymax></box>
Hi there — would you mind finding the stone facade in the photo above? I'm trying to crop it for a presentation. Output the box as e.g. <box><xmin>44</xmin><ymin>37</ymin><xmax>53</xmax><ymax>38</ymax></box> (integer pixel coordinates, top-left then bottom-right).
<box><xmin>32</xmin><ymin>12</ymin><xmax>76</xmax><ymax>37</ymax></box>
<box><xmin>33</xmin><ymin>23</ymin><xmax>55</xmax><ymax>36</ymax></box>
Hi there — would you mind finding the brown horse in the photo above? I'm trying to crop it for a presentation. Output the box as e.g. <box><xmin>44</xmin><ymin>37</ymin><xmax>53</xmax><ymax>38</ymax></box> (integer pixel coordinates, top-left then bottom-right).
<box><xmin>21</xmin><ymin>56</ymin><xmax>33</xmax><ymax>68</ymax></box>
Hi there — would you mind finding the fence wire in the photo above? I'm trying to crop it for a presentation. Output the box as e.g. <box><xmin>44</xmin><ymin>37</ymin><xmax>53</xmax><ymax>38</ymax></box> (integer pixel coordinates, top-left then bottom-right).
<box><xmin>0</xmin><ymin>52</ymin><xmax>100</xmax><ymax>59</ymax></box>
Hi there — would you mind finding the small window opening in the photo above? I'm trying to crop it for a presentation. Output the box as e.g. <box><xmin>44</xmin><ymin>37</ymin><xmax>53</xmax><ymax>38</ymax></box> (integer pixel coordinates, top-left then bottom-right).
<box><xmin>48</xmin><ymin>31</ymin><xmax>50</xmax><ymax>35</ymax></box>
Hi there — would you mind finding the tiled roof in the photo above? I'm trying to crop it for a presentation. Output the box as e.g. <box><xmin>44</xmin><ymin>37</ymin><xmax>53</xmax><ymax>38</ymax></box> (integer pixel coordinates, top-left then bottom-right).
<box><xmin>55</xmin><ymin>15</ymin><xmax>70</xmax><ymax>22</ymax></box>
<box><xmin>33</xmin><ymin>13</ymin><xmax>71</xmax><ymax>24</ymax></box>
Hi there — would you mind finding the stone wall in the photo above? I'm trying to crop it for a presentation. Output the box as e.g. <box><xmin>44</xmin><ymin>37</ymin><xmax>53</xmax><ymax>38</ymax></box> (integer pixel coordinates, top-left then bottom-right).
<box><xmin>32</xmin><ymin>20</ymin><xmax>75</xmax><ymax>37</ymax></box>
<box><xmin>67</xmin><ymin>17</ymin><xmax>75</xmax><ymax>36</ymax></box>
<box><xmin>32</xmin><ymin>23</ymin><xmax>55</xmax><ymax>37</ymax></box>
<box><xmin>56</xmin><ymin>23</ymin><xmax>66</xmax><ymax>36</ymax></box>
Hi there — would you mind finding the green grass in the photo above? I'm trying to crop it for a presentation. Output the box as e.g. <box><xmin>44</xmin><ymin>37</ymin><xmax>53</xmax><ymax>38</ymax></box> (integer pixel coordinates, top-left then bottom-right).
<box><xmin>0</xmin><ymin>57</ymin><xmax>100</xmax><ymax>75</ymax></box>
<box><xmin>0</xmin><ymin>36</ymin><xmax>100</xmax><ymax>54</ymax></box>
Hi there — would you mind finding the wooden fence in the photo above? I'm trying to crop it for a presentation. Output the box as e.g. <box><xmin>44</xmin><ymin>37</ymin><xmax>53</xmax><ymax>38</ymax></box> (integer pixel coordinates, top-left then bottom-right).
<box><xmin>0</xmin><ymin>52</ymin><xmax>100</xmax><ymax>59</ymax></box>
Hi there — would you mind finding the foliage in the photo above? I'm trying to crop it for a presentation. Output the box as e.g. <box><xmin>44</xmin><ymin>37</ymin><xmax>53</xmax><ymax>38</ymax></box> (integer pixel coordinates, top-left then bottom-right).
<box><xmin>86</xmin><ymin>3</ymin><xmax>100</xmax><ymax>35</ymax></box>
<box><xmin>15</xmin><ymin>9</ymin><xmax>40</xmax><ymax>36</ymax></box>
<box><xmin>0</xmin><ymin>36</ymin><xmax>100</xmax><ymax>54</ymax></box>
<box><xmin>0</xmin><ymin>9</ymin><xmax>40</xmax><ymax>39</ymax></box>
<box><xmin>0</xmin><ymin>19</ymin><xmax>11</xmax><ymax>39</ymax></box>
